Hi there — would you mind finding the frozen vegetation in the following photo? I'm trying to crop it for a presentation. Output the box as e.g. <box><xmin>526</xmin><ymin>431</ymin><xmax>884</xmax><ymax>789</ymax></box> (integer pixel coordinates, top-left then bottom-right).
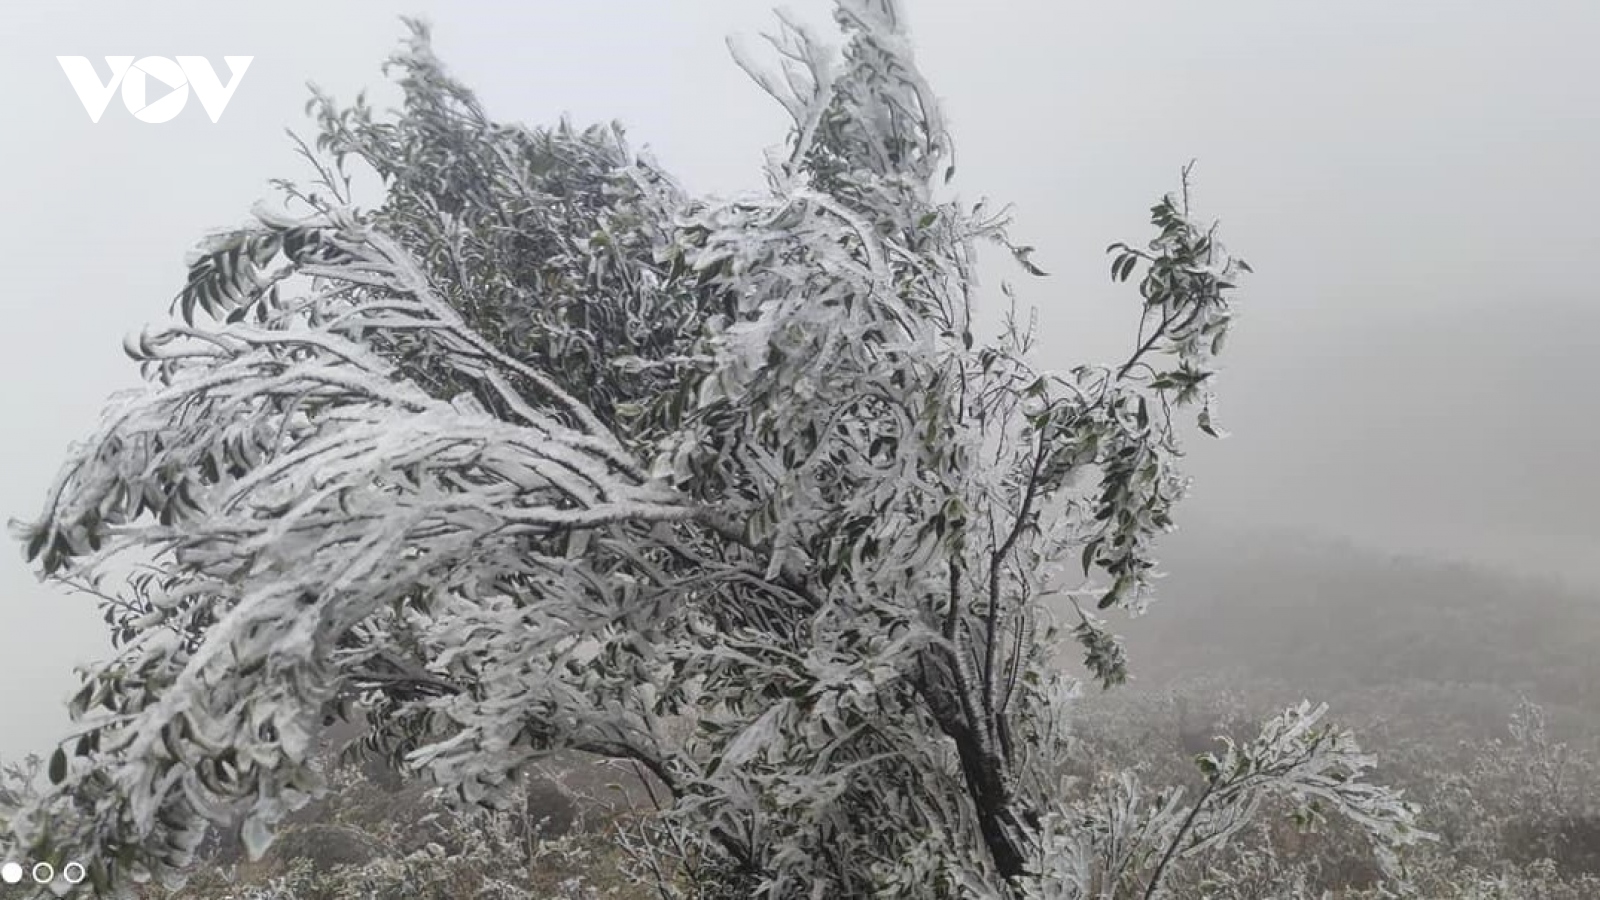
<box><xmin>2</xmin><ymin>2</ymin><xmax>1593</xmax><ymax>897</ymax></box>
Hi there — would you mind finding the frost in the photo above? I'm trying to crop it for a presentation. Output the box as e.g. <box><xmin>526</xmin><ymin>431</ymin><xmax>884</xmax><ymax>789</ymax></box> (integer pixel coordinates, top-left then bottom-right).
<box><xmin>2</xmin><ymin>3</ymin><xmax>1414</xmax><ymax>899</ymax></box>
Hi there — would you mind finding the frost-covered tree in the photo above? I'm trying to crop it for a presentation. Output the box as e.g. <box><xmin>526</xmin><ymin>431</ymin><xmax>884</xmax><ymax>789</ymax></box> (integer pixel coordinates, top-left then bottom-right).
<box><xmin>5</xmin><ymin>2</ymin><xmax>1426</xmax><ymax>897</ymax></box>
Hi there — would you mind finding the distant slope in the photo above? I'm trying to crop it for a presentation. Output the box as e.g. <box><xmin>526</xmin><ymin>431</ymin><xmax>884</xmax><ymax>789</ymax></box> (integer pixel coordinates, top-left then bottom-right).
<box><xmin>1082</xmin><ymin>526</ymin><xmax>1600</xmax><ymax>720</ymax></box>
<box><xmin>1177</xmin><ymin>298</ymin><xmax>1600</xmax><ymax>591</ymax></box>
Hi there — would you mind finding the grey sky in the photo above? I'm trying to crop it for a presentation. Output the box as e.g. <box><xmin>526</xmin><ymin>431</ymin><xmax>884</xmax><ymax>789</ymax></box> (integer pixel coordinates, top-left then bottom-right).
<box><xmin>1</xmin><ymin>1</ymin><xmax>1595</xmax><ymax>760</ymax></box>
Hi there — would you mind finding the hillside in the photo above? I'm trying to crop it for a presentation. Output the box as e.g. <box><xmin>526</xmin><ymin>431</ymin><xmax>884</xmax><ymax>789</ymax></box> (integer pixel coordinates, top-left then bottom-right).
<box><xmin>1095</xmin><ymin>525</ymin><xmax>1600</xmax><ymax>739</ymax></box>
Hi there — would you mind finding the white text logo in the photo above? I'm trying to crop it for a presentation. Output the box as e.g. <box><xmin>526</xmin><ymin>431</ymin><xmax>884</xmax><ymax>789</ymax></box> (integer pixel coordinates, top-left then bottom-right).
<box><xmin>57</xmin><ymin>56</ymin><xmax>253</xmax><ymax>123</ymax></box>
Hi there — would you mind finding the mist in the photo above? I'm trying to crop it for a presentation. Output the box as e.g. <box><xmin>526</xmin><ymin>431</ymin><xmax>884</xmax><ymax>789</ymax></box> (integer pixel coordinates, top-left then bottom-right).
<box><xmin>0</xmin><ymin>4</ymin><xmax>1595</xmax><ymax>895</ymax></box>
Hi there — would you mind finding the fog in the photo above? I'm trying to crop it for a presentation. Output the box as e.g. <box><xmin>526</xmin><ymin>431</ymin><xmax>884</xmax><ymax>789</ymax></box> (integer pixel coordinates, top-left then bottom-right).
<box><xmin>1</xmin><ymin>0</ymin><xmax>1595</xmax><ymax>765</ymax></box>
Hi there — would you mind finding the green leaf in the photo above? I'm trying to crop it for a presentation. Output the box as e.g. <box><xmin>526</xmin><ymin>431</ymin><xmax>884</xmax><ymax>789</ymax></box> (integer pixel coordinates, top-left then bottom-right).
<box><xmin>1011</xmin><ymin>245</ymin><xmax>1049</xmax><ymax>277</ymax></box>
<box><xmin>48</xmin><ymin>746</ymin><xmax>67</xmax><ymax>785</ymax></box>
<box><xmin>68</xmin><ymin>683</ymin><xmax>93</xmax><ymax>718</ymax></box>
<box><xmin>24</xmin><ymin>526</ymin><xmax>47</xmax><ymax>562</ymax></box>
<box><xmin>1097</xmin><ymin>576</ymin><xmax>1130</xmax><ymax>609</ymax></box>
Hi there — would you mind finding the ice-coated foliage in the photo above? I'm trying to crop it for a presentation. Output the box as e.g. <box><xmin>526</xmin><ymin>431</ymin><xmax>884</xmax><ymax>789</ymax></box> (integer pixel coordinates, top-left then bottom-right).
<box><xmin>5</xmin><ymin>2</ymin><xmax>1423</xmax><ymax>897</ymax></box>
<box><xmin>1024</xmin><ymin>702</ymin><xmax>1426</xmax><ymax>899</ymax></box>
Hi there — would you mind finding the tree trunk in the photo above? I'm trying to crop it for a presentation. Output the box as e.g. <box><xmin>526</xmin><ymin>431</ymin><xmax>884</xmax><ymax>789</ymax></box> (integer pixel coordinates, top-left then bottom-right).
<box><xmin>951</xmin><ymin>725</ymin><xmax>1035</xmax><ymax>883</ymax></box>
<box><xmin>917</xmin><ymin>650</ymin><xmax>1038</xmax><ymax>887</ymax></box>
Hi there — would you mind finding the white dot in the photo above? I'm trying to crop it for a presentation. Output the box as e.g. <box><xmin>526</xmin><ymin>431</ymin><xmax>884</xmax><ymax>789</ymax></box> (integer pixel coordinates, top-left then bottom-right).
<box><xmin>31</xmin><ymin>861</ymin><xmax>55</xmax><ymax>884</ymax></box>
<box><xmin>0</xmin><ymin>861</ymin><xmax>23</xmax><ymax>883</ymax></box>
<box><xmin>63</xmin><ymin>862</ymin><xmax>88</xmax><ymax>884</ymax></box>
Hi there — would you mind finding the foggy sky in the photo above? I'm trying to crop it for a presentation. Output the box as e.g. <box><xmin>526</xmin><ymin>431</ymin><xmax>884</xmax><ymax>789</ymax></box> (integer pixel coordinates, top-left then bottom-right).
<box><xmin>1</xmin><ymin>0</ymin><xmax>1595</xmax><ymax>760</ymax></box>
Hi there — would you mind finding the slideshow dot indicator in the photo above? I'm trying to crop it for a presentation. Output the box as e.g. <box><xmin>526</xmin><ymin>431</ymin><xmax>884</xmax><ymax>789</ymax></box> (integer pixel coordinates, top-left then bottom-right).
<box><xmin>0</xmin><ymin>861</ymin><xmax>22</xmax><ymax>884</ymax></box>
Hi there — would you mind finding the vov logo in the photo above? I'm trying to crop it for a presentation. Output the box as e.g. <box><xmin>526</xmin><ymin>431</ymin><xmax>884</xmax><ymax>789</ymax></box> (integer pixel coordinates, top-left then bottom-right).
<box><xmin>57</xmin><ymin>56</ymin><xmax>253</xmax><ymax>123</ymax></box>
